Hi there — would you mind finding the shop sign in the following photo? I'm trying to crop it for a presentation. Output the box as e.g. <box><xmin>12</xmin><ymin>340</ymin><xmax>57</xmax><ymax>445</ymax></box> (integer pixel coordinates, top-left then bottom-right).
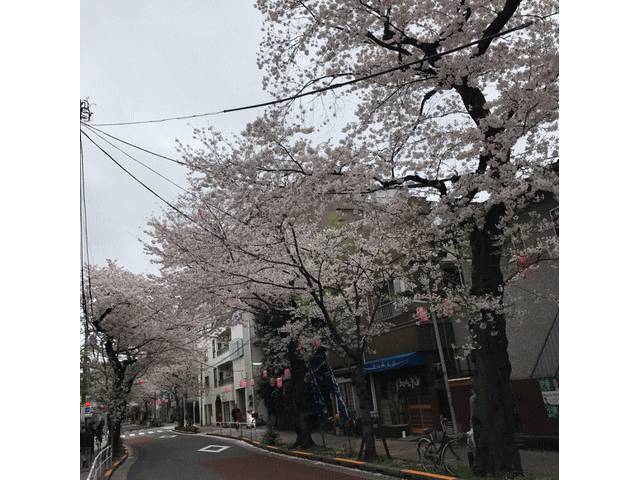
<box><xmin>538</xmin><ymin>376</ymin><xmax>559</xmax><ymax>419</ymax></box>
<box><xmin>396</xmin><ymin>374</ymin><xmax>421</xmax><ymax>390</ymax></box>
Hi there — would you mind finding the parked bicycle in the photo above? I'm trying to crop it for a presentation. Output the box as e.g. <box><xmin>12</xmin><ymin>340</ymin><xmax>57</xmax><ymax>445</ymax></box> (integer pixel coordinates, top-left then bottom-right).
<box><xmin>417</xmin><ymin>416</ymin><xmax>472</xmax><ymax>475</ymax></box>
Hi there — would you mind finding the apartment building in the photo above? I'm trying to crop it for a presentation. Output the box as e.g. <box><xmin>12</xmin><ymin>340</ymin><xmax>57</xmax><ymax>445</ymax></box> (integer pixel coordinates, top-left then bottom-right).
<box><xmin>199</xmin><ymin>311</ymin><xmax>268</xmax><ymax>426</ymax></box>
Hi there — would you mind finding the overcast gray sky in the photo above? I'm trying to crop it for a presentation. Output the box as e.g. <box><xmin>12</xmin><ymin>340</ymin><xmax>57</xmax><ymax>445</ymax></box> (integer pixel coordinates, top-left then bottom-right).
<box><xmin>80</xmin><ymin>0</ymin><xmax>269</xmax><ymax>275</ymax></box>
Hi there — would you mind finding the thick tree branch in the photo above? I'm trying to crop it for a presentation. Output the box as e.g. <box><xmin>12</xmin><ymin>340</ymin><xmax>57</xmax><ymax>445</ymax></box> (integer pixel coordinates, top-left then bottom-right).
<box><xmin>475</xmin><ymin>0</ymin><xmax>523</xmax><ymax>57</ymax></box>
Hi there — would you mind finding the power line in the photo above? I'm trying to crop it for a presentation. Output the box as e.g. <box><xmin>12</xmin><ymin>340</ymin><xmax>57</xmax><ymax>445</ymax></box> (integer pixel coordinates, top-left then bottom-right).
<box><xmin>89</xmin><ymin>20</ymin><xmax>534</xmax><ymax>127</ymax></box>
<box><xmin>80</xmin><ymin>128</ymin><xmax>208</xmax><ymax>233</ymax></box>
<box><xmin>82</xmin><ymin>123</ymin><xmax>188</xmax><ymax>167</ymax></box>
<box><xmin>82</xmin><ymin>124</ymin><xmax>190</xmax><ymax>195</ymax></box>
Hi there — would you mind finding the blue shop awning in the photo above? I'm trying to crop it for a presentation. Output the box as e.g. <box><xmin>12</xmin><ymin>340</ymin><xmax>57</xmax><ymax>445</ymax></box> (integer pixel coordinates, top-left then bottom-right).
<box><xmin>363</xmin><ymin>351</ymin><xmax>427</xmax><ymax>373</ymax></box>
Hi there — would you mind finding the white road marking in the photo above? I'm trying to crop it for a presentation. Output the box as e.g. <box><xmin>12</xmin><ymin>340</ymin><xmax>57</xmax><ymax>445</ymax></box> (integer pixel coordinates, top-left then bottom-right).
<box><xmin>198</xmin><ymin>445</ymin><xmax>230</xmax><ymax>453</ymax></box>
<box><xmin>159</xmin><ymin>435</ymin><xmax>177</xmax><ymax>438</ymax></box>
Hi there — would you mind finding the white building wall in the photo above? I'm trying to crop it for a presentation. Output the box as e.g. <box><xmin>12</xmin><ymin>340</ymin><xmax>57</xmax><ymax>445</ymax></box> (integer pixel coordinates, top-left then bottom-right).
<box><xmin>199</xmin><ymin>312</ymin><xmax>267</xmax><ymax>426</ymax></box>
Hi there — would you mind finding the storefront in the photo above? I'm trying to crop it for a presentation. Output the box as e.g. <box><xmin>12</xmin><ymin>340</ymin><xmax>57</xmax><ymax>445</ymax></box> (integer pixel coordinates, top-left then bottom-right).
<box><xmin>365</xmin><ymin>351</ymin><xmax>439</xmax><ymax>435</ymax></box>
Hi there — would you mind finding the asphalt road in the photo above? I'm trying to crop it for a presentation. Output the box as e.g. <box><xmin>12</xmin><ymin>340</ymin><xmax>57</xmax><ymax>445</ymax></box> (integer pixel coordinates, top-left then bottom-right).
<box><xmin>116</xmin><ymin>430</ymin><xmax>396</xmax><ymax>480</ymax></box>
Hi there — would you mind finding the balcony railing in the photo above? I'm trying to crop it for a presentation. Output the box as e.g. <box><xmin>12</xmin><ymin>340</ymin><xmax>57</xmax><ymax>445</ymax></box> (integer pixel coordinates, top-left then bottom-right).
<box><xmin>374</xmin><ymin>301</ymin><xmax>405</xmax><ymax>321</ymax></box>
<box><xmin>215</xmin><ymin>344</ymin><xmax>229</xmax><ymax>356</ymax></box>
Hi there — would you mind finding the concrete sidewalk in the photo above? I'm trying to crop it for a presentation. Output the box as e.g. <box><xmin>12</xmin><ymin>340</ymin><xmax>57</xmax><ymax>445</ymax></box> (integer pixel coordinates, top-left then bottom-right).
<box><xmin>199</xmin><ymin>424</ymin><xmax>559</xmax><ymax>479</ymax></box>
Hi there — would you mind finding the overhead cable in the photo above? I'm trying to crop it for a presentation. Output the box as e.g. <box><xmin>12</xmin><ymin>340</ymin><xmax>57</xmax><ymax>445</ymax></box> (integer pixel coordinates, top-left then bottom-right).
<box><xmin>82</xmin><ymin>123</ymin><xmax>188</xmax><ymax>166</ymax></box>
<box><xmin>90</xmin><ymin>20</ymin><xmax>534</xmax><ymax>127</ymax></box>
<box><xmin>82</xmin><ymin>124</ymin><xmax>190</xmax><ymax>194</ymax></box>
<box><xmin>80</xmin><ymin>128</ymin><xmax>208</xmax><ymax>233</ymax></box>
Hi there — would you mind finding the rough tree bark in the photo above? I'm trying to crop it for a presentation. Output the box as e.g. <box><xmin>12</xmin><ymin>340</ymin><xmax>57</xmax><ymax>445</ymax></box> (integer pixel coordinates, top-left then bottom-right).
<box><xmin>288</xmin><ymin>347</ymin><xmax>315</xmax><ymax>449</ymax></box>
<box><xmin>468</xmin><ymin>203</ymin><xmax>523</xmax><ymax>476</ymax></box>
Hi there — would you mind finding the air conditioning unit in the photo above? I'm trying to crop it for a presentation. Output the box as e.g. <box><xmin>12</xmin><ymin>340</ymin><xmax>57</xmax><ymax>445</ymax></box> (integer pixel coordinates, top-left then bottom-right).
<box><xmin>393</xmin><ymin>279</ymin><xmax>410</xmax><ymax>294</ymax></box>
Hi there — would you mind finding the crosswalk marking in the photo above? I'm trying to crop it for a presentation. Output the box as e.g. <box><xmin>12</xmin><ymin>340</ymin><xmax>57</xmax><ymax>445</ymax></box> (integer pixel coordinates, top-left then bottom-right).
<box><xmin>124</xmin><ymin>426</ymin><xmax>176</xmax><ymax>438</ymax></box>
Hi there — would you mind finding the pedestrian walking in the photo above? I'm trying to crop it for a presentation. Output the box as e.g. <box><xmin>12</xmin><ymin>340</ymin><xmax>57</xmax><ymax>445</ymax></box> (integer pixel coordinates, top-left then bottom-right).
<box><xmin>80</xmin><ymin>425</ymin><xmax>94</xmax><ymax>468</ymax></box>
<box><xmin>231</xmin><ymin>404</ymin><xmax>240</xmax><ymax>430</ymax></box>
<box><xmin>95</xmin><ymin>422</ymin><xmax>104</xmax><ymax>449</ymax></box>
<box><xmin>467</xmin><ymin>387</ymin><xmax>476</xmax><ymax>466</ymax></box>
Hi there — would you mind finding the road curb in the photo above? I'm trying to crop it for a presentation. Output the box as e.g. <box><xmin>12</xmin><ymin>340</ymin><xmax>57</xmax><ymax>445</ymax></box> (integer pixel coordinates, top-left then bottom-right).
<box><xmin>105</xmin><ymin>448</ymin><xmax>129</xmax><ymax>478</ymax></box>
<box><xmin>204</xmin><ymin>432</ymin><xmax>457</xmax><ymax>480</ymax></box>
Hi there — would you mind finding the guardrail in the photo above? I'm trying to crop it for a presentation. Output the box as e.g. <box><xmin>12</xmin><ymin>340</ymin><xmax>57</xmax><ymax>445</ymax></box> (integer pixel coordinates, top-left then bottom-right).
<box><xmin>208</xmin><ymin>421</ymin><xmax>259</xmax><ymax>442</ymax></box>
<box><xmin>87</xmin><ymin>445</ymin><xmax>112</xmax><ymax>480</ymax></box>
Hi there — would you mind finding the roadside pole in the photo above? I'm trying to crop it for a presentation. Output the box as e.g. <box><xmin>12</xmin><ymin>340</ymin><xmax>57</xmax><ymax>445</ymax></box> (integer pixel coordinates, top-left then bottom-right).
<box><xmin>417</xmin><ymin>291</ymin><xmax>458</xmax><ymax>434</ymax></box>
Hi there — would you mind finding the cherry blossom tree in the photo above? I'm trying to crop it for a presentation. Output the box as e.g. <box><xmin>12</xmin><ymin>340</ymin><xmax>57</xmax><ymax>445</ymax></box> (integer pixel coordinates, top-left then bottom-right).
<box><xmin>81</xmin><ymin>261</ymin><xmax>200</xmax><ymax>453</ymax></box>
<box><xmin>144</xmin><ymin>358</ymin><xmax>202</xmax><ymax>429</ymax></box>
<box><xmin>247</xmin><ymin>1</ymin><xmax>558</xmax><ymax>475</ymax></box>
<box><xmin>145</xmin><ymin>136</ymin><xmax>421</xmax><ymax>459</ymax></box>
<box><xmin>252</xmin><ymin>306</ymin><xmax>320</xmax><ymax>448</ymax></box>
<box><xmin>147</xmin><ymin>0</ymin><xmax>557</xmax><ymax>471</ymax></box>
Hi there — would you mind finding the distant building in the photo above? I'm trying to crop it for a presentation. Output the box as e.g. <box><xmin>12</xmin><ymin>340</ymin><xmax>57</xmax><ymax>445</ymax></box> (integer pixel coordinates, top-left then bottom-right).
<box><xmin>199</xmin><ymin>312</ymin><xmax>268</xmax><ymax>427</ymax></box>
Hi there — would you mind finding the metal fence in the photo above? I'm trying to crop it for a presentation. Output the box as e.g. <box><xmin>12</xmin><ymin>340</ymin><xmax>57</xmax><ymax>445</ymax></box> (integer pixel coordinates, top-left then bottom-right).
<box><xmin>87</xmin><ymin>445</ymin><xmax>112</xmax><ymax>480</ymax></box>
<box><xmin>209</xmin><ymin>421</ymin><xmax>260</xmax><ymax>442</ymax></box>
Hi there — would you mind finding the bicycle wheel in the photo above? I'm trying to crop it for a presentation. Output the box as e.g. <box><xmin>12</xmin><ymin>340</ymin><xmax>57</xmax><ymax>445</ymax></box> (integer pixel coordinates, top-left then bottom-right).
<box><xmin>417</xmin><ymin>438</ymin><xmax>437</xmax><ymax>470</ymax></box>
<box><xmin>440</xmin><ymin>442</ymin><xmax>462</xmax><ymax>475</ymax></box>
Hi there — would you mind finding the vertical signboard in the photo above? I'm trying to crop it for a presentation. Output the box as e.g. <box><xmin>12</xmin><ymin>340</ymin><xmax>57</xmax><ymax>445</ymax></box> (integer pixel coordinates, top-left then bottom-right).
<box><xmin>538</xmin><ymin>376</ymin><xmax>559</xmax><ymax>419</ymax></box>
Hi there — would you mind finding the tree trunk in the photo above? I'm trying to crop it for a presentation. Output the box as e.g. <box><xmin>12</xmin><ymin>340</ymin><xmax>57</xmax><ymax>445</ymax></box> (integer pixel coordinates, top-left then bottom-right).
<box><xmin>290</xmin><ymin>344</ymin><xmax>315</xmax><ymax>448</ymax></box>
<box><xmin>176</xmin><ymin>388</ymin><xmax>185</xmax><ymax>428</ymax></box>
<box><xmin>468</xmin><ymin>204</ymin><xmax>523</xmax><ymax>476</ymax></box>
<box><xmin>351</xmin><ymin>364</ymin><xmax>377</xmax><ymax>461</ymax></box>
<box><xmin>108</xmin><ymin>397</ymin><xmax>127</xmax><ymax>456</ymax></box>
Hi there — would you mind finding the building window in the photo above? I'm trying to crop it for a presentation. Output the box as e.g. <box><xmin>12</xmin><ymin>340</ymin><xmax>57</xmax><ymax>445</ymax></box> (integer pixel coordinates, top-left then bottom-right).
<box><xmin>338</xmin><ymin>382</ymin><xmax>355</xmax><ymax>412</ymax></box>
<box><xmin>205</xmin><ymin>376</ymin><xmax>210</xmax><ymax>389</ymax></box>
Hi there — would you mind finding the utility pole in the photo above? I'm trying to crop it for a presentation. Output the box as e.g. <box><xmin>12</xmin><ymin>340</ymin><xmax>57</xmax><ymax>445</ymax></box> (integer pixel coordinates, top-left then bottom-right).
<box><xmin>416</xmin><ymin>292</ymin><xmax>458</xmax><ymax>434</ymax></box>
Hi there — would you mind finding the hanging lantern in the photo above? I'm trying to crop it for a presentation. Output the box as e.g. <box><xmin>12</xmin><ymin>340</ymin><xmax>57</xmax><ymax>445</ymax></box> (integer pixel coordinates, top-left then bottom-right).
<box><xmin>250</xmin><ymin>378</ymin><xmax>255</xmax><ymax>387</ymax></box>
<box><xmin>270</xmin><ymin>377</ymin><xmax>276</xmax><ymax>387</ymax></box>
<box><xmin>416</xmin><ymin>306</ymin><xmax>428</xmax><ymax>324</ymax></box>
<box><xmin>444</xmin><ymin>298</ymin><xmax>456</xmax><ymax>317</ymax></box>
<box><xmin>297</xmin><ymin>344</ymin><xmax>303</xmax><ymax>353</ymax></box>
<box><xmin>276</xmin><ymin>377</ymin><xmax>283</xmax><ymax>388</ymax></box>
<box><xmin>263</xmin><ymin>370</ymin><xmax>268</xmax><ymax>378</ymax></box>
<box><xmin>284</xmin><ymin>368</ymin><xmax>291</xmax><ymax>379</ymax></box>
<box><xmin>239</xmin><ymin>380</ymin><xmax>244</xmax><ymax>388</ymax></box>
<box><xmin>314</xmin><ymin>338</ymin><xmax>321</xmax><ymax>347</ymax></box>
<box><xmin>225</xmin><ymin>386</ymin><xmax>229</xmax><ymax>393</ymax></box>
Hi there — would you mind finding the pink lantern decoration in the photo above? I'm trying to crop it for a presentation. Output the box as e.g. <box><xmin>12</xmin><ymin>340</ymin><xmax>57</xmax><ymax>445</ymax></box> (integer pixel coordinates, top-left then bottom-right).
<box><xmin>250</xmin><ymin>378</ymin><xmax>255</xmax><ymax>387</ymax></box>
<box><xmin>284</xmin><ymin>368</ymin><xmax>291</xmax><ymax>379</ymax></box>
<box><xmin>263</xmin><ymin>370</ymin><xmax>268</xmax><ymax>378</ymax></box>
<box><xmin>314</xmin><ymin>338</ymin><xmax>321</xmax><ymax>347</ymax></box>
<box><xmin>444</xmin><ymin>298</ymin><xmax>455</xmax><ymax>317</ymax></box>
<box><xmin>276</xmin><ymin>377</ymin><xmax>283</xmax><ymax>388</ymax></box>
<box><xmin>516</xmin><ymin>256</ymin><xmax>527</xmax><ymax>270</ymax></box>
<box><xmin>225</xmin><ymin>386</ymin><xmax>229</xmax><ymax>393</ymax></box>
<box><xmin>416</xmin><ymin>306</ymin><xmax>427</xmax><ymax>324</ymax></box>
<box><xmin>240</xmin><ymin>380</ymin><xmax>244</xmax><ymax>388</ymax></box>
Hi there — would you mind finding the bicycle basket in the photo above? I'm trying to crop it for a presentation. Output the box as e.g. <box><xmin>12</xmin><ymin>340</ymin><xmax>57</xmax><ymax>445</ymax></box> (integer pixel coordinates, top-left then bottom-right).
<box><xmin>442</xmin><ymin>420</ymin><xmax>464</xmax><ymax>439</ymax></box>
